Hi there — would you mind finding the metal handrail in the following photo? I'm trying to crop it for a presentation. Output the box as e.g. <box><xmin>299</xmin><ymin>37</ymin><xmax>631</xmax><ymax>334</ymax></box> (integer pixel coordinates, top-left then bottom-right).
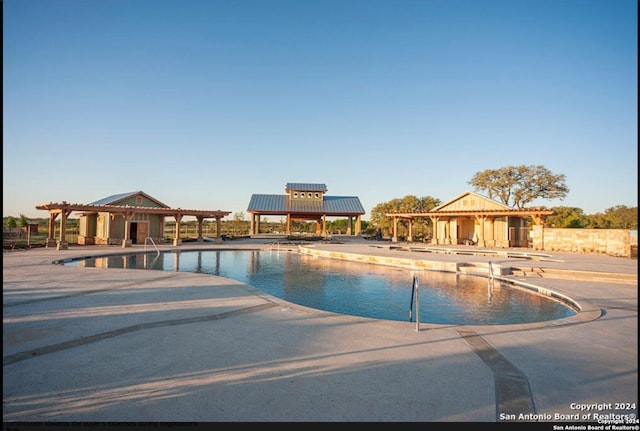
<box><xmin>145</xmin><ymin>237</ymin><xmax>160</xmax><ymax>257</ymax></box>
<box><xmin>487</xmin><ymin>261</ymin><xmax>495</xmax><ymax>303</ymax></box>
<box><xmin>409</xmin><ymin>275</ymin><xmax>420</xmax><ymax>331</ymax></box>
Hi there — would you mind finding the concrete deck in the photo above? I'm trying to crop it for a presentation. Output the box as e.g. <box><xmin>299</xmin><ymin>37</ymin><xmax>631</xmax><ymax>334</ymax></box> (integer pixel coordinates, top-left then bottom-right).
<box><xmin>3</xmin><ymin>237</ymin><xmax>638</xmax><ymax>423</ymax></box>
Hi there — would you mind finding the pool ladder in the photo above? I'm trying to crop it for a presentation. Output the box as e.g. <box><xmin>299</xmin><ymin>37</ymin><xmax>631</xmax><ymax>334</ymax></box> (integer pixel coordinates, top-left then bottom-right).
<box><xmin>409</xmin><ymin>275</ymin><xmax>420</xmax><ymax>331</ymax></box>
<box><xmin>145</xmin><ymin>237</ymin><xmax>160</xmax><ymax>257</ymax></box>
<box><xmin>487</xmin><ymin>261</ymin><xmax>495</xmax><ymax>304</ymax></box>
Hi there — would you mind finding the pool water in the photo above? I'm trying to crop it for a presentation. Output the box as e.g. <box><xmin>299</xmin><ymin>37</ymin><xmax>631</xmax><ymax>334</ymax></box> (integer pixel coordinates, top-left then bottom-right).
<box><xmin>66</xmin><ymin>249</ymin><xmax>576</xmax><ymax>325</ymax></box>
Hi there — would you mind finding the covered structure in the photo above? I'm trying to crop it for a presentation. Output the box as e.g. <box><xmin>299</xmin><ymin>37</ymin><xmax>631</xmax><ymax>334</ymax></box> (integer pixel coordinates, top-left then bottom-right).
<box><xmin>247</xmin><ymin>182</ymin><xmax>365</xmax><ymax>236</ymax></box>
<box><xmin>386</xmin><ymin>190</ymin><xmax>553</xmax><ymax>247</ymax></box>
<box><xmin>36</xmin><ymin>191</ymin><xmax>231</xmax><ymax>250</ymax></box>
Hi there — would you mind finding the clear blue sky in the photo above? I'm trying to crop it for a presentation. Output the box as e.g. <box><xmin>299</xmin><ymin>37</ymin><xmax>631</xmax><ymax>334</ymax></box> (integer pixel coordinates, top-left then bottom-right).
<box><xmin>3</xmin><ymin>0</ymin><xmax>638</xmax><ymax>220</ymax></box>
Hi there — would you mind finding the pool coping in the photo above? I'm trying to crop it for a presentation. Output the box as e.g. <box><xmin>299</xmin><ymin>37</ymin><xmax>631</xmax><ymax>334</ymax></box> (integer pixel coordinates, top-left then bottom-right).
<box><xmin>52</xmin><ymin>244</ymin><xmax>603</xmax><ymax>331</ymax></box>
<box><xmin>297</xmin><ymin>245</ymin><xmax>603</xmax><ymax>330</ymax></box>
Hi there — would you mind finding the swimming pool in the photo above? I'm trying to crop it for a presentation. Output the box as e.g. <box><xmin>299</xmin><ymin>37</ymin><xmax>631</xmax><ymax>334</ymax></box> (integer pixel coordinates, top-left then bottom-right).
<box><xmin>64</xmin><ymin>249</ymin><xmax>576</xmax><ymax>325</ymax></box>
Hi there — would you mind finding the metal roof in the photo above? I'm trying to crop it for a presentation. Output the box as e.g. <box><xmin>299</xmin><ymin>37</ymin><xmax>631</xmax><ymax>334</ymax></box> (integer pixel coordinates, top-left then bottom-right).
<box><xmin>247</xmin><ymin>194</ymin><xmax>365</xmax><ymax>215</ymax></box>
<box><xmin>89</xmin><ymin>191</ymin><xmax>170</xmax><ymax>208</ymax></box>
<box><xmin>285</xmin><ymin>183</ymin><xmax>328</xmax><ymax>192</ymax></box>
<box><xmin>90</xmin><ymin>192</ymin><xmax>138</xmax><ymax>205</ymax></box>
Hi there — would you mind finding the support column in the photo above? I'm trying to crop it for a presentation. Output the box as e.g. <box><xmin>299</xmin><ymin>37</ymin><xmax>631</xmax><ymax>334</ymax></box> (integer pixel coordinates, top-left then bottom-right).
<box><xmin>392</xmin><ymin>217</ymin><xmax>399</xmax><ymax>243</ymax></box>
<box><xmin>407</xmin><ymin>218</ymin><xmax>413</xmax><ymax>242</ymax></box>
<box><xmin>216</xmin><ymin>217</ymin><xmax>223</xmax><ymax>244</ymax></box>
<box><xmin>121</xmin><ymin>212</ymin><xmax>134</xmax><ymax>248</ymax></box>
<box><xmin>449</xmin><ymin>218</ymin><xmax>457</xmax><ymax>245</ymax></box>
<box><xmin>531</xmin><ymin>219</ymin><xmax>545</xmax><ymax>250</ymax></box>
<box><xmin>47</xmin><ymin>212</ymin><xmax>59</xmax><ymax>248</ymax></box>
<box><xmin>56</xmin><ymin>209</ymin><xmax>72</xmax><ymax>250</ymax></box>
<box><xmin>429</xmin><ymin>216</ymin><xmax>439</xmax><ymax>245</ymax></box>
<box><xmin>173</xmin><ymin>214</ymin><xmax>183</xmax><ymax>246</ymax></box>
<box><xmin>487</xmin><ymin>217</ymin><xmax>495</xmax><ymax>246</ymax></box>
<box><xmin>475</xmin><ymin>215</ymin><xmax>486</xmax><ymax>247</ymax></box>
<box><xmin>196</xmin><ymin>216</ymin><xmax>204</xmax><ymax>242</ymax></box>
<box><xmin>355</xmin><ymin>215</ymin><xmax>362</xmax><ymax>235</ymax></box>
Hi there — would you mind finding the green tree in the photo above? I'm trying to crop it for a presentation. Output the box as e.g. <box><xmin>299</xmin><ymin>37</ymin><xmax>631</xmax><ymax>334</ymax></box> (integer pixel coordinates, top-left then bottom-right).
<box><xmin>232</xmin><ymin>212</ymin><xmax>245</xmax><ymax>235</ymax></box>
<box><xmin>586</xmin><ymin>206</ymin><xmax>638</xmax><ymax>229</ymax></box>
<box><xmin>546</xmin><ymin>207</ymin><xmax>588</xmax><ymax>228</ymax></box>
<box><xmin>468</xmin><ymin>165</ymin><xmax>569</xmax><ymax>209</ymax></box>
<box><xmin>5</xmin><ymin>216</ymin><xmax>17</xmax><ymax>228</ymax></box>
<box><xmin>327</xmin><ymin>219</ymin><xmax>349</xmax><ymax>234</ymax></box>
<box><xmin>370</xmin><ymin>195</ymin><xmax>441</xmax><ymax>239</ymax></box>
<box><xmin>18</xmin><ymin>214</ymin><xmax>29</xmax><ymax>227</ymax></box>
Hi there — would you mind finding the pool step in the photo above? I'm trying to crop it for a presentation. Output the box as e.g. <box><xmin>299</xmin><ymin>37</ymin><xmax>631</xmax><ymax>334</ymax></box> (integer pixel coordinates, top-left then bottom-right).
<box><xmin>511</xmin><ymin>267</ymin><xmax>637</xmax><ymax>284</ymax></box>
<box><xmin>457</xmin><ymin>262</ymin><xmax>509</xmax><ymax>276</ymax></box>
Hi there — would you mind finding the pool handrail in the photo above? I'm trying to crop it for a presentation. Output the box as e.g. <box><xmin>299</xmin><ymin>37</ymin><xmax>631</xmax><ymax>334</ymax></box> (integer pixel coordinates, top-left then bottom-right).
<box><xmin>145</xmin><ymin>237</ymin><xmax>160</xmax><ymax>257</ymax></box>
<box><xmin>409</xmin><ymin>275</ymin><xmax>420</xmax><ymax>331</ymax></box>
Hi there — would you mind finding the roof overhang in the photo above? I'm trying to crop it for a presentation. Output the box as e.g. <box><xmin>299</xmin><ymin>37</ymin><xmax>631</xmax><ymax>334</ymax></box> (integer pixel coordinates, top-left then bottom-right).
<box><xmin>35</xmin><ymin>202</ymin><xmax>231</xmax><ymax>219</ymax></box>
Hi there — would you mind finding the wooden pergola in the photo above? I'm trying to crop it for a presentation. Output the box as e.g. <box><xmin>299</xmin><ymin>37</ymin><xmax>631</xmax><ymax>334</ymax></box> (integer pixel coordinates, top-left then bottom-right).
<box><xmin>386</xmin><ymin>208</ymin><xmax>554</xmax><ymax>246</ymax></box>
<box><xmin>35</xmin><ymin>201</ymin><xmax>231</xmax><ymax>250</ymax></box>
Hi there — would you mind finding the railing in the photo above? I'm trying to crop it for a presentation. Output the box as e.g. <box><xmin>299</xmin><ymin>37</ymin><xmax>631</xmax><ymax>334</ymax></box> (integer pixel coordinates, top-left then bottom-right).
<box><xmin>487</xmin><ymin>261</ymin><xmax>495</xmax><ymax>304</ymax></box>
<box><xmin>409</xmin><ymin>275</ymin><xmax>420</xmax><ymax>331</ymax></box>
<box><xmin>145</xmin><ymin>237</ymin><xmax>160</xmax><ymax>257</ymax></box>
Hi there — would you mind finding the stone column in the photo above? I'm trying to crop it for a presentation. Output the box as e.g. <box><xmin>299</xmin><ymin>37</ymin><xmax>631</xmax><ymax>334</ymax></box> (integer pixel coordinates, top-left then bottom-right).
<box><xmin>47</xmin><ymin>212</ymin><xmax>58</xmax><ymax>248</ymax></box>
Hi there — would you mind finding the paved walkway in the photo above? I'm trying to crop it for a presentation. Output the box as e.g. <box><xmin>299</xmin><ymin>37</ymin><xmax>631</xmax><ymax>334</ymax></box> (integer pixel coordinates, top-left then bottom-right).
<box><xmin>3</xmin><ymin>238</ymin><xmax>638</xmax><ymax>422</ymax></box>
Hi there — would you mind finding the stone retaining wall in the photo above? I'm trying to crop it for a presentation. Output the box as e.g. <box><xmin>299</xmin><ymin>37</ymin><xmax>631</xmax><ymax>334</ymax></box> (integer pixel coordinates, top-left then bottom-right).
<box><xmin>532</xmin><ymin>227</ymin><xmax>636</xmax><ymax>258</ymax></box>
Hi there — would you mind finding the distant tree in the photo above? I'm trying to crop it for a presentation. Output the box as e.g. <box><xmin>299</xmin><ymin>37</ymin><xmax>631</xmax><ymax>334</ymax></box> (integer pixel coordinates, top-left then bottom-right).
<box><xmin>468</xmin><ymin>165</ymin><xmax>569</xmax><ymax>209</ymax></box>
<box><xmin>5</xmin><ymin>216</ymin><xmax>17</xmax><ymax>228</ymax></box>
<box><xmin>18</xmin><ymin>214</ymin><xmax>29</xmax><ymax>227</ymax></box>
<box><xmin>585</xmin><ymin>212</ymin><xmax>609</xmax><ymax>229</ymax></box>
<box><xmin>328</xmin><ymin>218</ymin><xmax>349</xmax><ymax>234</ymax></box>
<box><xmin>586</xmin><ymin>205</ymin><xmax>638</xmax><ymax>229</ymax></box>
<box><xmin>546</xmin><ymin>207</ymin><xmax>588</xmax><ymax>228</ymax></box>
<box><xmin>370</xmin><ymin>195</ymin><xmax>441</xmax><ymax>239</ymax></box>
<box><xmin>360</xmin><ymin>220</ymin><xmax>370</xmax><ymax>234</ymax></box>
<box><xmin>232</xmin><ymin>212</ymin><xmax>245</xmax><ymax>235</ymax></box>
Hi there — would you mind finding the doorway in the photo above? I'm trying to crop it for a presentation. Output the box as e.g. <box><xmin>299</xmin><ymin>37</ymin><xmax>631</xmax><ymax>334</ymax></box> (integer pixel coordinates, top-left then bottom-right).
<box><xmin>130</xmin><ymin>222</ymin><xmax>149</xmax><ymax>245</ymax></box>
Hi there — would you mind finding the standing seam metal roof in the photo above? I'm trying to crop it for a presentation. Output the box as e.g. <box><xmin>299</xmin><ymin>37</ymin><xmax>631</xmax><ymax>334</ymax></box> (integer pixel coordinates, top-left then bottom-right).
<box><xmin>89</xmin><ymin>191</ymin><xmax>170</xmax><ymax>208</ymax></box>
<box><xmin>285</xmin><ymin>183</ymin><xmax>328</xmax><ymax>192</ymax></box>
<box><xmin>247</xmin><ymin>194</ymin><xmax>365</xmax><ymax>215</ymax></box>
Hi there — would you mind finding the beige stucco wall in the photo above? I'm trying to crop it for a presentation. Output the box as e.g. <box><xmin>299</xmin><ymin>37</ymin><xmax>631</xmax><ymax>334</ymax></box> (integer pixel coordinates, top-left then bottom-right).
<box><xmin>531</xmin><ymin>226</ymin><xmax>635</xmax><ymax>258</ymax></box>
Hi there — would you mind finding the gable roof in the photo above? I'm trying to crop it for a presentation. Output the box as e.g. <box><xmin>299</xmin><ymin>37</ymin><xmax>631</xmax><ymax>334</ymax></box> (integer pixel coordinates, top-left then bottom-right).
<box><xmin>432</xmin><ymin>190</ymin><xmax>510</xmax><ymax>212</ymax></box>
<box><xmin>90</xmin><ymin>191</ymin><xmax>170</xmax><ymax>208</ymax></box>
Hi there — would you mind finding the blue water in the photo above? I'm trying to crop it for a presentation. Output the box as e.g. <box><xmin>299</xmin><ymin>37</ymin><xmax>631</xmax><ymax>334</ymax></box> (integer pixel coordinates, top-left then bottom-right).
<box><xmin>66</xmin><ymin>249</ymin><xmax>576</xmax><ymax>325</ymax></box>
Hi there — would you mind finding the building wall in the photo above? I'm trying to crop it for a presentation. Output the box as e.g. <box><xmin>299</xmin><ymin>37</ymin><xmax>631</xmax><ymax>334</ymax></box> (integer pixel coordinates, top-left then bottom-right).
<box><xmin>80</xmin><ymin>211</ymin><xmax>166</xmax><ymax>245</ymax></box>
<box><xmin>78</xmin><ymin>215</ymin><xmax>97</xmax><ymax>245</ymax></box>
<box><xmin>531</xmin><ymin>226</ymin><xmax>635</xmax><ymax>258</ymax></box>
<box><xmin>494</xmin><ymin>217</ymin><xmax>508</xmax><ymax>247</ymax></box>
